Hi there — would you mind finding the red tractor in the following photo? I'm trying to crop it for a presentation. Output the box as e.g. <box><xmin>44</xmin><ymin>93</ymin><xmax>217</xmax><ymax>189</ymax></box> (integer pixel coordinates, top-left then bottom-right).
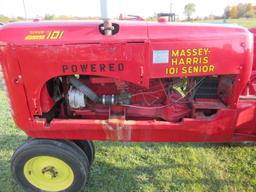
<box><xmin>1</xmin><ymin>3</ymin><xmax>256</xmax><ymax>192</ymax></box>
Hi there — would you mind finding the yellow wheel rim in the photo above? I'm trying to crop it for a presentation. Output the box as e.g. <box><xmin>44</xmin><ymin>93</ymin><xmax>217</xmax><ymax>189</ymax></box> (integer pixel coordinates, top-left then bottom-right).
<box><xmin>24</xmin><ymin>156</ymin><xmax>74</xmax><ymax>192</ymax></box>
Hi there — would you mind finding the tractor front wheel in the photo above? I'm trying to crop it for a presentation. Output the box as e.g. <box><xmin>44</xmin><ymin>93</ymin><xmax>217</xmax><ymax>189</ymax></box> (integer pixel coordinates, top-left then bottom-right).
<box><xmin>11</xmin><ymin>139</ymin><xmax>90</xmax><ymax>192</ymax></box>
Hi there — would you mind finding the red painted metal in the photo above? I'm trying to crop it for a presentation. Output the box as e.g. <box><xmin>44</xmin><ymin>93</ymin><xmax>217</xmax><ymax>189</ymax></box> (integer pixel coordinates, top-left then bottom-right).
<box><xmin>0</xmin><ymin>20</ymin><xmax>256</xmax><ymax>142</ymax></box>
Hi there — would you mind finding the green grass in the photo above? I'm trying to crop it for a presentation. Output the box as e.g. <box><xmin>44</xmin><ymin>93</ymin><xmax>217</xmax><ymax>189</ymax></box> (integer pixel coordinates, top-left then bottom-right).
<box><xmin>0</xmin><ymin>86</ymin><xmax>256</xmax><ymax>192</ymax></box>
<box><xmin>195</xmin><ymin>18</ymin><xmax>256</xmax><ymax>28</ymax></box>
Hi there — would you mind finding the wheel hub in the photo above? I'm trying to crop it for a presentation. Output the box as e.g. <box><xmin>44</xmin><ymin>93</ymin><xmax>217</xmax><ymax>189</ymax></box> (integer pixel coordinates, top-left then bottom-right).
<box><xmin>42</xmin><ymin>166</ymin><xmax>58</xmax><ymax>179</ymax></box>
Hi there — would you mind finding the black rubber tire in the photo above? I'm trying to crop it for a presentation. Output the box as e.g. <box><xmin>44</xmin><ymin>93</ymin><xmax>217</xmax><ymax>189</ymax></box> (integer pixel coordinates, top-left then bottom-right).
<box><xmin>73</xmin><ymin>140</ymin><xmax>95</xmax><ymax>165</ymax></box>
<box><xmin>11</xmin><ymin>139</ymin><xmax>90</xmax><ymax>192</ymax></box>
<box><xmin>60</xmin><ymin>140</ymin><xmax>91</xmax><ymax>168</ymax></box>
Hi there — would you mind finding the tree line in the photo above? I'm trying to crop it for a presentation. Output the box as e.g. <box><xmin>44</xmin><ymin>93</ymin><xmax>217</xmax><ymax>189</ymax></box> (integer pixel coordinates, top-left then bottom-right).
<box><xmin>0</xmin><ymin>15</ymin><xmax>100</xmax><ymax>23</ymax></box>
<box><xmin>183</xmin><ymin>3</ymin><xmax>256</xmax><ymax>21</ymax></box>
<box><xmin>224</xmin><ymin>3</ymin><xmax>255</xmax><ymax>19</ymax></box>
<box><xmin>1</xmin><ymin>3</ymin><xmax>256</xmax><ymax>23</ymax></box>
<box><xmin>0</xmin><ymin>15</ymin><xmax>24</xmax><ymax>23</ymax></box>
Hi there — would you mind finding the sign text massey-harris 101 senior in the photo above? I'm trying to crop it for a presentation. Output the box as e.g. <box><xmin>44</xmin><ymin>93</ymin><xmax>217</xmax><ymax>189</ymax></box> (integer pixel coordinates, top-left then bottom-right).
<box><xmin>165</xmin><ymin>48</ymin><xmax>215</xmax><ymax>75</ymax></box>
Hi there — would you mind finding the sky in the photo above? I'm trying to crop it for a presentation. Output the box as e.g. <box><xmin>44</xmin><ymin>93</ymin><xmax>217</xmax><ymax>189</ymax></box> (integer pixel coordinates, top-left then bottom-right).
<box><xmin>1</xmin><ymin>0</ymin><xmax>256</xmax><ymax>19</ymax></box>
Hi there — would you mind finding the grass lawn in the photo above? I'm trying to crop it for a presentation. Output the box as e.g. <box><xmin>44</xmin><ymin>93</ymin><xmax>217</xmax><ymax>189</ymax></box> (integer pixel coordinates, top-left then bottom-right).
<box><xmin>0</xmin><ymin>87</ymin><xmax>256</xmax><ymax>192</ymax></box>
<box><xmin>195</xmin><ymin>18</ymin><xmax>256</xmax><ymax>28</ymax></box>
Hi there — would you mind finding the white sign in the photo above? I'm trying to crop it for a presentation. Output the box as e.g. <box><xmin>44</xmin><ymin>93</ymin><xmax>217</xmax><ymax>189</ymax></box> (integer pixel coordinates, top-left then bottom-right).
<box><xmin>153</xmin><ymin>50</ymin><xmax>169</xmax><ymax>64</ymax></box>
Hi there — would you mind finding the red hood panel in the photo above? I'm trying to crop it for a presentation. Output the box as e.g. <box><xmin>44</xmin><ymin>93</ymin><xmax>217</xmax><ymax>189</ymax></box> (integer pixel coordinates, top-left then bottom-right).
<box><xmin>0</xmin><ymin>20</ymin><xmax>250</xmax><ymax>45</ymax></box>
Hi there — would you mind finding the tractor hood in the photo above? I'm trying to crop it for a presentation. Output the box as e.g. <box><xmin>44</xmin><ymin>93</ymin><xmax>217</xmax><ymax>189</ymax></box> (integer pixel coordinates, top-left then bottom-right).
<box><xmin>0</xmin><ymin>20</ymin><xmax>250</xmax><ymax>46</ymax></box>
<box><xmin>0</xmin><ymin>20</ymin><xmax>148</xmax><ymax>45</ymax></box>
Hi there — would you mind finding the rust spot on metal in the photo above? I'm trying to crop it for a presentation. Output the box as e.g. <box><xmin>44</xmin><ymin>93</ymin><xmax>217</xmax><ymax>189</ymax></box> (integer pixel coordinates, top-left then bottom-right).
<box><xmin>100</xmin><ymin>119</ymin><xmax>135</xmax><ymax>141</ymax></box>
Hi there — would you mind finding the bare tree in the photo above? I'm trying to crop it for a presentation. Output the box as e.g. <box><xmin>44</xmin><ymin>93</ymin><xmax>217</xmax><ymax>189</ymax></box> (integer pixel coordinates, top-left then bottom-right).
<box><xmin>184</xmin><ymin>3</ymin><xmax>196</xmax><ymax>21</ymax></box>
<box><xmin>224</xmin><ymin>6</ymin><xmax>231</xmax><ymax>19</ymax></box>
<box><xmin>237</xmin><ymin>3</ymin><xmax>247</xmax><ymax>18</ymax></box>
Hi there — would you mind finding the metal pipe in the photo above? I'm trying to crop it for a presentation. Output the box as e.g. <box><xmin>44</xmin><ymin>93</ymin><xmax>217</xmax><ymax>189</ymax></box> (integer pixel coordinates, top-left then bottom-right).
<box><xmin>22</xmin><ymin>0</ymin><xmax>28</xmax><ymax>20</ymax></box>
<box><xmin>68</xmin><ymin>76</ymin><xmax>130</xmax><ymax>105</ymax></box>
<box><xmin>100</xmin><ymin>0</ymin><xmax>113</xmax><ymax>35</ymax></box>
<box><xmin>100</xmin><ymin>0</ymin><xmax>110</xmax><ymax>21</ymax></box>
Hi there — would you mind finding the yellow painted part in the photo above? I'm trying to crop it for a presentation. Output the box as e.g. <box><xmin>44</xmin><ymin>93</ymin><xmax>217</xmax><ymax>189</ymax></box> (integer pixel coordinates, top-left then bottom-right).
<box><xmin>24</xmin><ymin>156</ymin><xmax>74</xmax><ymax>192</ymax></box>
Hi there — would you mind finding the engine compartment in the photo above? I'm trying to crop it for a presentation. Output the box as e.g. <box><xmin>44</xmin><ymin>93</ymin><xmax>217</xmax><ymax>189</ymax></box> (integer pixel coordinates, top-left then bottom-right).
<box><xmin>40</xmin><ymin>75</ymin><xmax>234</xmax><ymax>123</ymax></box>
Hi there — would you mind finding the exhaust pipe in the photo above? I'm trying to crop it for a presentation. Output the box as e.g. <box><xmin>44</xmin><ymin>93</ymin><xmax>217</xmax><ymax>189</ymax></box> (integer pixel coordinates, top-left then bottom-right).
<box><xmin>100</xmin><ymin>0</ymin><xmax>113</xmax><ymax>36</ymax></box>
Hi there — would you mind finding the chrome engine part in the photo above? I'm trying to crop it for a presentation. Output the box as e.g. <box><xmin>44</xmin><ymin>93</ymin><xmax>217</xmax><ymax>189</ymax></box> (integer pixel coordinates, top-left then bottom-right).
<box><xmin>68</xmin><ymin>87</ymin><xmax>86</xmax><ymax>109</ymax></box>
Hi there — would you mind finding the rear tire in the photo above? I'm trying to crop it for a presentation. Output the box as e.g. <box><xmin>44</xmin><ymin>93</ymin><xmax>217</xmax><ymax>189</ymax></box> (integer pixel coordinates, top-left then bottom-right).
<box><xmin>11</xmin><ymin>139</ymin><xmax>90</xmax><ymax>192</ymax></box>
<box><xmin>74</xmin><ymin>140</ymin><xmax>95</xmax><ymax>165</ymax></box>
